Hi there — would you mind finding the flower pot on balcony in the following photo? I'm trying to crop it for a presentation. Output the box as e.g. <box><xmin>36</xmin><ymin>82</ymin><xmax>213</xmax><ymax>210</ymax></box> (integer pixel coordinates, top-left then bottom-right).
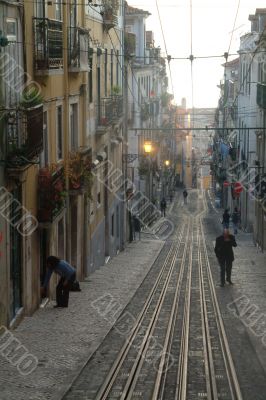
<box><xmin>38</xmin><ymin>166</ymin><xmax>66</xmax><ymax>223</ymax></box>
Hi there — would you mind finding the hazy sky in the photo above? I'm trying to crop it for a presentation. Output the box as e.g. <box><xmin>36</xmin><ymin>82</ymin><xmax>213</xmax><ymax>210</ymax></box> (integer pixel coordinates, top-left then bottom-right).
<box><xmin>130</xmin><ymin>0</ymin><xmax>266</xmax><ymax>108</ymax></box>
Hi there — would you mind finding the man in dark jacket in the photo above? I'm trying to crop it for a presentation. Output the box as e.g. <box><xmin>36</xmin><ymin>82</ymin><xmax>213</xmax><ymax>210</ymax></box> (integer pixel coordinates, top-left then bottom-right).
<box><xmin>231</xmin><ymin>207</ymin><xmax>240</xmax><ymax>234</ymax></box>
<box><xmin>41</xmin><ymin>256</ymin><xmax>76</xmax><ymax>307</ymax></box>
<box><xmin>215</xmin><ymin>229</ymin><xmax>237</xmax><ymax>287</ymax></box>
<box><xmin>222</xmin><ymin>208</ymin><xmax>230</xmax><ymax>229</ymax></box>
<box><xmin>160</xmin><ymin>198</ymin><xmax>167</xmax><ymax>217</ymax></box>
<box><xmin>183</xmin><ymin>189</ymin><xmax>188</xmax><ymax>204</ymax></box>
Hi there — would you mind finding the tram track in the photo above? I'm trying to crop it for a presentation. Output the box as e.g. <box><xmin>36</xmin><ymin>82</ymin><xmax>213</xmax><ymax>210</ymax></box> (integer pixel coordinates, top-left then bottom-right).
<box><xmin>64</xmin><ymin>189</ymin><xmax>243</xmax><ymax>400</ymax></box>
<box><xmin>94</xmin><ymin>221</ymin><xmax>192</xmax><ymax>400</ymax></box>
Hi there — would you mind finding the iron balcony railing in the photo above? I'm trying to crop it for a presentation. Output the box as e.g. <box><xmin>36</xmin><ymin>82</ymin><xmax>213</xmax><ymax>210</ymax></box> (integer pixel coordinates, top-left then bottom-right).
<box><xmin>68</xmin><ymin>26</ymin><xmax>89</xmax><ymax>70</ymax></box>
<box><xmin>102</xmin><ymin>1</ymin><xmax>118</xmax><ymax>30</ymax></box>
<box><xmin>6</xmin><ymin>105</ymin><xmax>44</xmax><ymax>167</ymax></box>
<box><xmin>257</xmin><ymin>83</ymin><xmax>266</xmax><ymax>109</ymax></box>
<box><xmin>33</xmin><ymin>18</ymin><xmax>63</xmax><ymax>70</ymax></box>
<box><xmin>124</xmin><ymin>32</ymin><xmax>136</xmax><ymax>59</ymax></box>
<box><xmin>97</xmin><ymin>96</ymin><xmax>123</xmax><ymax>127</ymax></box>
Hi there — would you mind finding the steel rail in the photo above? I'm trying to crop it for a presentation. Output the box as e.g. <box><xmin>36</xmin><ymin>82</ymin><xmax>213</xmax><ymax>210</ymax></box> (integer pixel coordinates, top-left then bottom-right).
<box><xmin>94</xmin><ymin>223</ymin><xmax>188</xmax><ymax>400</ymax></box>
<box><xmin>175</xmin><ymin>219</ymin><xmax>194</xmax><ymax>400</ymax></box>
<box><xmin>199</xmin><ymin>217</ymin><xmax>243</xmax><ymax>400</ymax></box>
<box><xmin>120</xmin><ymin>221</ymin><xmax>192</xmax><ymax>400</ymax></box>
<box><xmin>198</xmin><ymin>224</ymin><xmax>219</xmax><ymax>399</ymax></box>
<box><xmin>148</xmin><ymin>218</ymin><xmax>193</xmax><ymax>399</ymax></box>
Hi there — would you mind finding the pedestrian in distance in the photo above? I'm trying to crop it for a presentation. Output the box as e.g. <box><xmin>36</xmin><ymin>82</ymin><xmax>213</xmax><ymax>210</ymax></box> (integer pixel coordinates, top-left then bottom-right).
<box><xmin>169</xmin><ymin>192</ymin><xmax>173</xmax><ymax>203</ymax></box>
<box><xmin>41</xmin><ymin>256</ymin><xmax>76</xmax><ymax>308</ymax></box>
<box><xmin>133</xmin><ymin>214</ymin><xmax>141</xmax><ymax>240</ymax></box>
<box><xmin>215</xmin><ymin>228</ymin><xmax>237</xmax><ymax>287</ymax></box>
<box><xmin>231</xmin><ymin>207</ymin><xmax>240</xmax><ymax>234</ymax></box>
<box><xmin>183</xmin><ymin>189</ymin><xmax>188</xmax><ymax>204</ymax></box>
<box><xmin>222</xmin><ymin>208</ymin><xmax>230</xmax><ymax>229</ymax></box>
<box><xmin>160</xmin><ymin>197</ymin><xmax>167</xmax><ymax>217</ymax></box>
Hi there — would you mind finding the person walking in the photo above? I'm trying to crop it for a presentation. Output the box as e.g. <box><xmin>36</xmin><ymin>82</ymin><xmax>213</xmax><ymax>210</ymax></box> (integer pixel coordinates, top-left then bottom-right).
<box><xmin>41</xmin><ymin>256</ymin><xmax>76</xmax><ymax>307</ymax></box>
<box><xmin>222</xmin><ymin>208</ymin><xmax>230</xmax><ymax>229</ymax></box>
<box><xmin>169</xmin><ymin>192</ymin><xmax>173</xmax><ymax>203</ymax></box>
<box><xmin>231</xmin><ymin>207</ymin><xmax>240</xmax><ymax>234</ymax></box>
<box><xmin>183</xmin><ymin>189</ymin><xmax>188</xmax><ymax>204</ymax></box>
<box><xmin>215</xmin><ymin>229</ymin><xmax>237</xmax><ymax>287</ymax></box>
<box><xmin>160</xmin><ymin>197</ymin><xmax>167</xmax><ymax>217</ymax></box>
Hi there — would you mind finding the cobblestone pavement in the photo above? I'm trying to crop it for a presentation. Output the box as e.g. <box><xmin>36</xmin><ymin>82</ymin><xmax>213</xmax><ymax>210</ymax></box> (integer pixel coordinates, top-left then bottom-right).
<box><xmin>1</xmin><ymin>189</ymin><xmax>266</xmax><ymax>400</ymax></box>
<box><xmin>204</xmin><ymin>189</ymin><xmax>266</xmax><ymax>399</ymax></box>
<box><xmin>0</xmin><ymin>239</ymin><xmax>164</xmax><ymax>400</ymax></box>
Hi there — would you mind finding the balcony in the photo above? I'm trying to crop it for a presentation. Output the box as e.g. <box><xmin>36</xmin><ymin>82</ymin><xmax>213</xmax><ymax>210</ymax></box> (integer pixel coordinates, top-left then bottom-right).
<box><xmin>33</xmin><ymin>18</ymin><xmax>63</xmax><ymax>72</ymax></box>
<box><xmin>5</xmin><ymin>105</ymin><xmax>43</xmax><ymax>173</ymax></box>
<box><xmin>68</xmin><ymin>27</ymin><xmax>89</xmax><ymax>71</ymax></box>
<box><xmin>102</xmin><ymin>1</ymin><xmax>118</xmax><ymax>30</ymax></box>
<box><xmin>96</xmin><ymin>96</ymin><xmax>123</xmax><ymax>133</ymax></box>
<box><xmin>38</xmin><ymin>165</ymin><xmax>66</xmax><ymax>224</ymax></box>
<box><xmin>124</xmin><ymin>32</ymin><xmax>136</xmax><ymax>59</ymax></box>
<box><xmin>257</xmin><ymin>83</ymin><xmax>266</xmax><ymax>109</ymax></box>
<box><xmin>68</xmin><ymin>150</ymin><xmax>93</xmax><ymax>197</ymax></box>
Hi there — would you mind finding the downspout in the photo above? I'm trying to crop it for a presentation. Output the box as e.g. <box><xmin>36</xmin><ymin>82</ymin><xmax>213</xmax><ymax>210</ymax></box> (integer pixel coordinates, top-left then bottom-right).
<box><xmin>63</xmin><ymin>1</ymin><xmax>70</xmax><ymax>261</ymax></box>
<box><xmin>81</xmin><ymin>3</ymin><xmax>89</xmax><ymax>277</ymax></box>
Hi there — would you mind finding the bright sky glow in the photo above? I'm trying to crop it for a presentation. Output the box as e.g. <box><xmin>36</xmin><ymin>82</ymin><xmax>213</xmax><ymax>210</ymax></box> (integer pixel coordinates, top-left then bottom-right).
<box><xmin>130</xmin><ymin>0</ymin><xmax>266</xmax><ymax>108</ymax></box>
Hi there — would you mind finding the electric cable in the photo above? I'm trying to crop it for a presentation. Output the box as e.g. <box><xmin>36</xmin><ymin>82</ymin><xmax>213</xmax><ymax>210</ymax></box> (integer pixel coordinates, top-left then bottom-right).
<box><xmin>224</xmin><ymin>25</ymin><xmax>266</xmax><ymax>127</ymax></box>
<box><xmin>189</xmin><ymin>0</ymin><xmax>195</xmax><ymax>127</ymax></box>
<box><xmin>155</xmin><ymin>0</ymin><xmax>174</xmax><ymax>95</ymax></box>
<box><xmin>227</xmin><ymin>0</ymin><xmax>241</xmax><ymax>56</ymax></box>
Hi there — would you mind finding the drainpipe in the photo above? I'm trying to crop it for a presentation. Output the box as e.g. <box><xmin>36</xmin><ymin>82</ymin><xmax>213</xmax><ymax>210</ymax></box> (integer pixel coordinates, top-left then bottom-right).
<box><xmin>122</xmin><ymin>0</ymin><xmax>128</xmax><ymax>247</ymax></box>
<box><xmin>81</xmin><ymin>4</ymin><xmax>89</xmax><ymax>277</ymax></box>
<box><xmin>63</xmin><ymin>1</ymin><xmax>70</xmax><ymax>262</ymax></box>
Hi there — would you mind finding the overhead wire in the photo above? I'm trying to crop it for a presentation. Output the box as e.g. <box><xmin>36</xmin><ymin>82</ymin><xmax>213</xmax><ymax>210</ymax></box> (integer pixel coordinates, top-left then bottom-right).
<box><xmin>224</xmin><ymin>25</ymin><xmax>266</xmax><ymax>127</ymax></box>
<box><xmin>155</xmin><ymin>0</ymin><xmax>174</xmax><ymax>95</ymax></box>
<box><xmin>88</xmin><ymin>3</ymin><xmax>143</xmax><ymax>109</ymax></box>
<box><xmin>189</xmin><ymin>0</ymin><xmax>195</xmax><ymax>127</ymax></box>
<box><xmin>8</xmin><ymin>37</ymin><xmax>266</xmax><ymax>60</ymax></box>
<box><xmin>220</xmin><ymin>0</ymin><xmax>241</xmax><ymax>137</ymax></box>
<box><xmin>227</xmin><ymin>0</ymin><xmax>241</xmax><ymax>56</ymax></box>
<box><xmin>112</xmin><ymin>26</ymin><xmax>151</xmax><ymax>108</ymax></box>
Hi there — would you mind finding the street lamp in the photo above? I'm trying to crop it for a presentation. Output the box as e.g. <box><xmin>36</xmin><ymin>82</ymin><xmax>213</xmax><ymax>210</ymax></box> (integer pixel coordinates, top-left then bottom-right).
<box><xmin>144</xmin><ymin>141</ymin><xmax>152</xmax><ymax>154</ymax></box>
<box><xmin>165</xmin><ymin>160</ymin><xmax>170</xmax><ymax>167</ymax></box>
<box><xmin>143</xmin><ymin>142</ymin><xmax>153</xmax><ymax>219</ymax></box>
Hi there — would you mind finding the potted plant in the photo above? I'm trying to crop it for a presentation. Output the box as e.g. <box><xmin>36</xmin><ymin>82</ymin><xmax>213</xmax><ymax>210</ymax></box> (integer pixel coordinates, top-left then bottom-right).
<box><xmin>20</xmin><ymin>86</ymin><xmax>44</xmax><ymax>109</ymax></box>
<box><xmin>111</xmin><ymin>85</ymin><xmax>121</xmax><ymax>96</ymax></box>
<box><xmin>38</xmin><ymin>166</ymin><xmax>66</xmax><ymax>222</ymax></box>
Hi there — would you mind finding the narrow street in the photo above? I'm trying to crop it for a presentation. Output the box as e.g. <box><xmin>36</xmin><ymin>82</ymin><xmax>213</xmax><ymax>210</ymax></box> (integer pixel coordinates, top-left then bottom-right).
<box><xmin>1</xmin><ymin>186</ymin><xmax>266</xmax><ymax>400</ymax></box>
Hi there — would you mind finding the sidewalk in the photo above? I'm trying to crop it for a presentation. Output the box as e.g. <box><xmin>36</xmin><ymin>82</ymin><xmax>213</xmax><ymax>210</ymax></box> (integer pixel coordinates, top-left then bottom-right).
<box><xmin>205</xmin><ymin>189</ymin><xmax>266</xmax><ymax>382</ymax></box>
<box><xmin>0</xmin><ymin>239</ymin><xmax>164</xmax><ymax>400</ymax></box>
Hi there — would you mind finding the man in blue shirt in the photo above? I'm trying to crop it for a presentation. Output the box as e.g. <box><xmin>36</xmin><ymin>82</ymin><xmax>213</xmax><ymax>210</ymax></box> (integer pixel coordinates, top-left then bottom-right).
<box><xmin>41</xmin><ymin>256</ymin><xmax>76</xmax><ymax>307</ymax></box>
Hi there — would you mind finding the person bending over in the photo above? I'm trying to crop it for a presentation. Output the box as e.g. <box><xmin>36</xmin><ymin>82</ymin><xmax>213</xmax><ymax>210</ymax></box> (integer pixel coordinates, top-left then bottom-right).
<box><xmin>41</xmin><ymin>256</ymin><xmax>76</xmax><ymax>308</ymax></box>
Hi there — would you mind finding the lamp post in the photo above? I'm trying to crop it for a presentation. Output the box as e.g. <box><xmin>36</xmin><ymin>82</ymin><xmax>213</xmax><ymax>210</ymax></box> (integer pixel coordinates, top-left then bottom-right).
<box><xmin>163</xmin><ymin>160</ymin><xmax>170</xmax><ymax>197</ymax></box>
<box><xmin>144</xmin><ymin>141</ymin><xmax>153</xmax><ymax>218</ymax></box>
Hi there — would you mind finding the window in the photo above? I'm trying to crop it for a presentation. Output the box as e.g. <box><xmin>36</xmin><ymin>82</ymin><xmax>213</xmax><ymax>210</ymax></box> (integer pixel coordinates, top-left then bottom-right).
<box><xmin>70</xmin><ymin>103</ymin><xmax>78</xmax><ymax>150</ymax></box>
<box><xmin>35</xmin><ymin>0</ymin><xmax>45</xmax><ymax>18</ymax></box>
<box><xmin>56</xmin><ymin>105</ymin><xmax>63</xmax><ymax>159</ymax></box>
<box><xmin>104</xmin><ymin>49</ymin><xmax>108</xmax><ymax>97</ymax></box>
<box><xmin>6</xmin><ymin>18</ymin><xmax>17</xmax><ymax>42</ymax></box>
<box><xmin>69</xmin><ymin>0</ymin><xmax>77</xmax><ymax>27</ymax></box>
<box><xmin>89</xmin><ymin>59</ymin><xmax>93</xmax><ymax>103</ymax></box>
<box><xmin>111</xmin><ymin>214</ymin><xmax>114</xmax><ymax>236</ymax></box>
<box><xmin>55</xmin><ymin>0</ymin><xmax>62</xmax><ymax>20</ymax></box>
<box><xmin>116</xmin><ymin>206</ymin><xmax>119</xmax><ymax>238</ymax></box>
<box><xmin>116</xmin><ymin>50</ymin><xmax>119</xmax><ymax>86</ymax></box>
<box><xmin>110</xmin><ymin>49</ymin><xmax>114</xmax><ymax>89</ymax></box>
<box><xmin>40</xmin><ymin>111</ymin><xmax>49</xmax><ymax>167</ymax></box>
<box><xmin>97</xmin><ymin>191</ymin><xmax>101</xmax><ymax>207</ymax></box>
<box><xmin>258</xmin><ymin>62</ymin><xmax>266</xmax><ymax>84</ymax></box>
